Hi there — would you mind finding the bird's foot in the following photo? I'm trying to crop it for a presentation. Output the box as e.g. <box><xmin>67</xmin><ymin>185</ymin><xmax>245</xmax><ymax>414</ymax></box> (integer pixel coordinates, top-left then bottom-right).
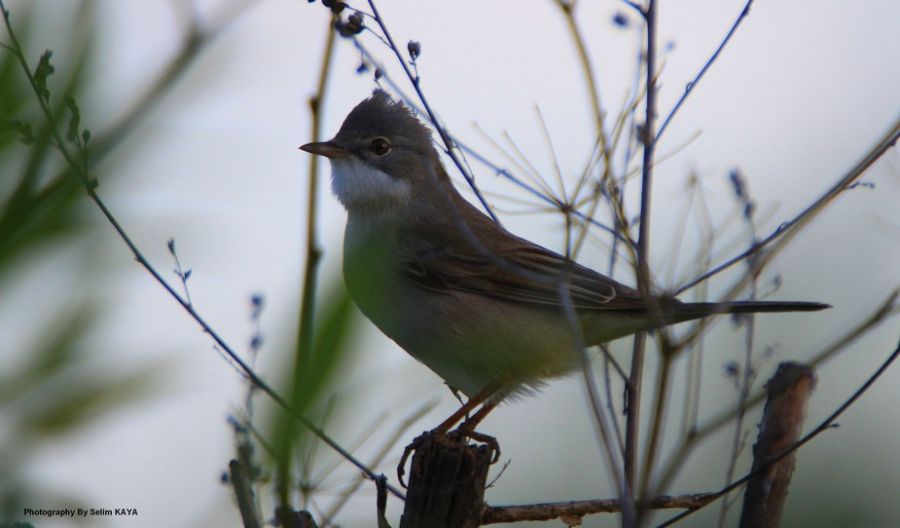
<box><xmin>397</xmin><ymin>430</ymin><xmax>431</xmax><ymax>488</ymax></box>
<box><xmin>447</xmin><ymin>427</ymin><xmax>501</xmax><ymax>464</ymax></box>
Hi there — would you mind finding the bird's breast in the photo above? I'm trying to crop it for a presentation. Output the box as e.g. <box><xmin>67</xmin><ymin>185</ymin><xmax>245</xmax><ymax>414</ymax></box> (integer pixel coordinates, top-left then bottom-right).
<box><xmin>341</xmin><ymin>214</ymin><xmax>582</xmax><ymax>397</ymax></box>
<box><xmin>343</xmin><ymin>214</ymin><xmax>421</xmax><ymax>341</ymax></box>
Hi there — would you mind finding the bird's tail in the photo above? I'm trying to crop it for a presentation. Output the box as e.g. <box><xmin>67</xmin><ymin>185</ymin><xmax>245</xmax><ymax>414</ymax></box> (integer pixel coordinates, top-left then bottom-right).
<box><xmin>583</xmin><ymin>300</ymin><xmax>829</xmax><ymax>344</ymax></box>
<box><xmin>666</xmin><ymin>300</ymin><xmax>830</xmax><ymax>325</ymax></box>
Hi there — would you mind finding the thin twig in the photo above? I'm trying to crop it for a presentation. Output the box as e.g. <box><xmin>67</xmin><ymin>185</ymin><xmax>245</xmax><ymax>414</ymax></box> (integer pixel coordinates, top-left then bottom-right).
<box><xmin>637</xmin><ymin>351</ymin><xmax>672</xmax><ymax>511</ymax></box>
<box><xmin>654</xmin><ymin>0</ymin><xmax>754</xmax><ymax>143</ymax></box>
<box><xmin>296</xmin><ymin>19</ymin><xmax>336</xmax><ymax>370</ymax></box>
<box><xmin>626</xmin><ymin>2</ymin><xmax>658</xmax><ymax>522</ymax></box>
<box><xmin>229</xmin><ymin>459</ymin><xmax>263</xmax><ymax>528</ymax></box>
<box><xmin>619</xmin><ymin>0</ymin><xmax>644</xmax><ymax>14</ymax></box>
<box><xmin>557</xmin><ymin>281</ymin><xmax>631</xmax><ymax>519</ymax></box>
<box><xmin>281</xmin><ymin>13</ymin><xmax>337</xmax><ymax>508</ymax></box>
<box><xmin>680</xmin><ymin>181</ymin><xmax>715</xmax><ymax>437</ymax></box>
<box><xmin>600</xmin><ymin>343</ymin><xmax>627</xmax><ymax>457</ymax></box>
<box><xmin>482</xmin><ymin>492</ymin><xmax>719</xmax><ymax>524</ymax></box>
<box><xmin>555</xmin><ymin>0</ymin><xmax>606</xmax><ymax>142</ymax></box>
<box><xmin>167</xmin><ymin>238</ymin><xmax>193</xmax><ymax>307</ymax></box>
<box><xmin>635</xmin><ymin>0</ymin><xmax>658</xmax><ymax>296</ymax></box>
<box><xmin>720</xmin><ymin>215</ymin><xmax>761</xmax><ymax>526</ymax></box>
<box><xmin>376</xmin><ymin>475</ymin><xmax>392</xmax><ymax>528</ymax></box>
<box><xmin>555</xmin><ymin>0</ymin><xmax>630</xmax><ymax>273</ymax></box>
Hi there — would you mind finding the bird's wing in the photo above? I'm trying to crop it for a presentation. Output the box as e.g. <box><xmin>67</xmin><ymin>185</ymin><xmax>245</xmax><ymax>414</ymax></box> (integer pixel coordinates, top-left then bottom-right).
<box><xmin>404</xmin><ymin>239</ymin><xmax>658</xmax><ymax>312</ymax></box>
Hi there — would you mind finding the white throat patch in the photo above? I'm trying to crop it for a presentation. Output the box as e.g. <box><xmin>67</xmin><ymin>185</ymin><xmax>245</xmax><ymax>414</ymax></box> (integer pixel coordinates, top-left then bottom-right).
<box><xmin>330</xmin><ymin>157</ymin><xmax>411</xmax><ymax>211</ymax></box>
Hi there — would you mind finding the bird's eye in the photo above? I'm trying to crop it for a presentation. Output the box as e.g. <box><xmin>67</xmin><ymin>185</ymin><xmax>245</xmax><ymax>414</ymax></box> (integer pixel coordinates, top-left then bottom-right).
<box><xmin>368</xmin><ymin>137</ymin><xmax>392</xmax><ymax>156</ymax></box>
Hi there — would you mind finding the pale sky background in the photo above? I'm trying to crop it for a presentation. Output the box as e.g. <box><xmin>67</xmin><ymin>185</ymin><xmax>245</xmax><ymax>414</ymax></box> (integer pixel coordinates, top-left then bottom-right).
<box><xmin>4</xmin><ymin>0</ymin><xmax>899</xmax><ymax>527</ymax></box>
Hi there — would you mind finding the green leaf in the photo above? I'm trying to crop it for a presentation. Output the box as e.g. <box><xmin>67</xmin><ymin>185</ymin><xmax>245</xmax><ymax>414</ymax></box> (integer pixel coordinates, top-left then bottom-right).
<box><xmin>0</xmin><ymin>307</ymin><xmax>93</xmax><ymax>405</ymax></box>
<box><xmin>267</xmin><ymin>280</ymin><xmax>359</xmax><ymax>494</ymax></box>
<box><xmin>64</xmin><ymin>96</ymin><xmax>80</xmax><ymax>142</ymax></box>
<box><xmin>18</xmin><ymin>367</ymin><xmax>161</xmax><ymax>438</ymax></box>
<box><xmin>293</xmin><ymin>281</ymin><xmax>356</xmax><ymax>413</ymax></box>
<box><xmin>1</xmin><ymin>119</ymin><xmax>33</xmax><ymax>143</ymax></box>
<box><xmin>32</xmin><ymin>50</ymin><xmax>54</xmax><ymax>102</ymax></box>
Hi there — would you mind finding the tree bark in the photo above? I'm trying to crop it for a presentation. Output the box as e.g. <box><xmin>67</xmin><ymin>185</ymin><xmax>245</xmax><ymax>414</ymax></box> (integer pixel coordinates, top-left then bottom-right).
<box><xmin>739</xmin><ymin>362</ymin><xmax>816</xmax><ymax>528</ymax></box>
<box><xmin>399</xmin><ymin>432</ymin><xmax>494</xmax><ymax>528</ymax></box>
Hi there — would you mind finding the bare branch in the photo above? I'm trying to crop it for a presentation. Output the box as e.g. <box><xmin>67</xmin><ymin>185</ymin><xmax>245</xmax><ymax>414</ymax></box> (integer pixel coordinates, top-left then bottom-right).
<box><xmin>739</xmin><ymin>363</ymin><xmax>816</xmax><ymax>528</ymax></box>
<box><xmin>626</xmin><ymin>1</ymin><xmax>658</xmax><ymax>521</ymax></box>
<box><xmin>481</xmin><ymin>493</ymin><xmax>719</xmax><ymax>524</ymax></box>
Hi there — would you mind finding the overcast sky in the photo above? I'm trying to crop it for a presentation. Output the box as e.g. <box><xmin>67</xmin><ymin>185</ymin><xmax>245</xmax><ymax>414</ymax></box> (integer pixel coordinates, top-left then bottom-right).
<box><xmin>6</xmin><ymin>1</ymin><xmax>899</xmax><ymax>526</ymax></box>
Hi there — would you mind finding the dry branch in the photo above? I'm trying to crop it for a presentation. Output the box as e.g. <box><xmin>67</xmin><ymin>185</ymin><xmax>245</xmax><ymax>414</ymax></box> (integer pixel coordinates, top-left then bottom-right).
<box><xmin>738</xmin><ymin>363</ymin><xmax>816</xmax><ymax>527</ymax></box>
<box><xmin>482</xmin><ymin>492</ymin><xmax>718</xmax><ymax>525</ymax></box>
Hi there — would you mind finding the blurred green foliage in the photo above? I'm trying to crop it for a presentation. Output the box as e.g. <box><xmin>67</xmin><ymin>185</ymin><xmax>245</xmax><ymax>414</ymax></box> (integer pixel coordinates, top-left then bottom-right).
<box><xmin>0</xmin><ymin>3</ymin><xmax>158</xmax><ymax>523</ymax></box>
<box><xmin>264</xmin><ymin>279</ymin><xmax>358</xmax><ymax>510</ymax></box>
<box><xmin>3</xmin><ymin>2</ymin><xmax>366</xmax><ymax>525</ymax></box>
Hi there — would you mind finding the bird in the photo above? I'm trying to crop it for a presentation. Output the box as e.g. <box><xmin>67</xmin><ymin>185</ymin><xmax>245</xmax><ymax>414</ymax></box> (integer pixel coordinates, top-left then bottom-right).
<box><xmin>300</xmin><ymin>90</ymin><xmax>828</xmax><ymax>435</ymax></box>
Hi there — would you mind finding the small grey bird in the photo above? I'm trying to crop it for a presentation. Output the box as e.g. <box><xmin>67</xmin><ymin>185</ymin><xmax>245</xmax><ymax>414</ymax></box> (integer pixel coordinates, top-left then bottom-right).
<box><xmin>301</xmin><ymin>90</ymin><xmax>827</xmax><ymax>432</ymax></box>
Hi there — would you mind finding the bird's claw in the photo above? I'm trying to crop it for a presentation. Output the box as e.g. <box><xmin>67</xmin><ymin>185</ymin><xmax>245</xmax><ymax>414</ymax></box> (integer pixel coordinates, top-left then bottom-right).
<box><xmin>448</xmin><ymin>427</ymin><xmax>501</xmax><ymax>464</ymax></box>
<box><xmin>397</xmin><ymin>430</ymin><xmax>431</xmax><ymax>488</ymax></box>
<box><xmin>396</xmin><ymin>428</ymin><xmax>501</xmax><ymax>487</ymax></box>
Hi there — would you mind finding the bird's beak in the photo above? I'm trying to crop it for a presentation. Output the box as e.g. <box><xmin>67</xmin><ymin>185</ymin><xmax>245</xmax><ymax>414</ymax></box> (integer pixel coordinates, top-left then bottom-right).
<box><xmin>299</xmin><ymin>140</ymin><xmax>349</xmax><ymax>159</ymax></box>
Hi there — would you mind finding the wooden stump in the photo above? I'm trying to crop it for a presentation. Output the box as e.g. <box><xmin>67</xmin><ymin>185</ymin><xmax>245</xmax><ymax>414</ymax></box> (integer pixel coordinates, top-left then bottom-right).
<box><xmin>399</xmin><ymin>431</ymin><xmax>496</xmax><ymax>528</ymax></box>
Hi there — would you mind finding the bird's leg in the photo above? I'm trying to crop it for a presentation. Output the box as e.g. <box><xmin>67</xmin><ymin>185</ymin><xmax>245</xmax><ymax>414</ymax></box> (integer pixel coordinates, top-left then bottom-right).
<box><xmin>450</xmin><ymin>400</ymin><xmax>501</xmax><ymax>462</ymax></box>
<box><xmin>397</xmin><ymin>384</ymin><xmax>500</xmax><ymax>487</ymax></box>
<box><xmin>455</xmin><ymin>399</ymin><xmax>497</xmax><ymax>432</ymax></box>
<box><xmin>433</xmin><ymin>384</ymin><xmax>498</xmax><ymax>433</ymax></box>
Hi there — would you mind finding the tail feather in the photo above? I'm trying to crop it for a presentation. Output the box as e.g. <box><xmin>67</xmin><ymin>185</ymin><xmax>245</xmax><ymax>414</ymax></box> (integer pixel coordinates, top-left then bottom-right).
<box><xmin>668</xmin><ymin>301</ymin><xmax>830</xmax><ymax>325</ymax></box>
<box><xmin>583</xmin><ymin>300</ymin><xmax>829</xmax><ymax>343</ymax></box>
